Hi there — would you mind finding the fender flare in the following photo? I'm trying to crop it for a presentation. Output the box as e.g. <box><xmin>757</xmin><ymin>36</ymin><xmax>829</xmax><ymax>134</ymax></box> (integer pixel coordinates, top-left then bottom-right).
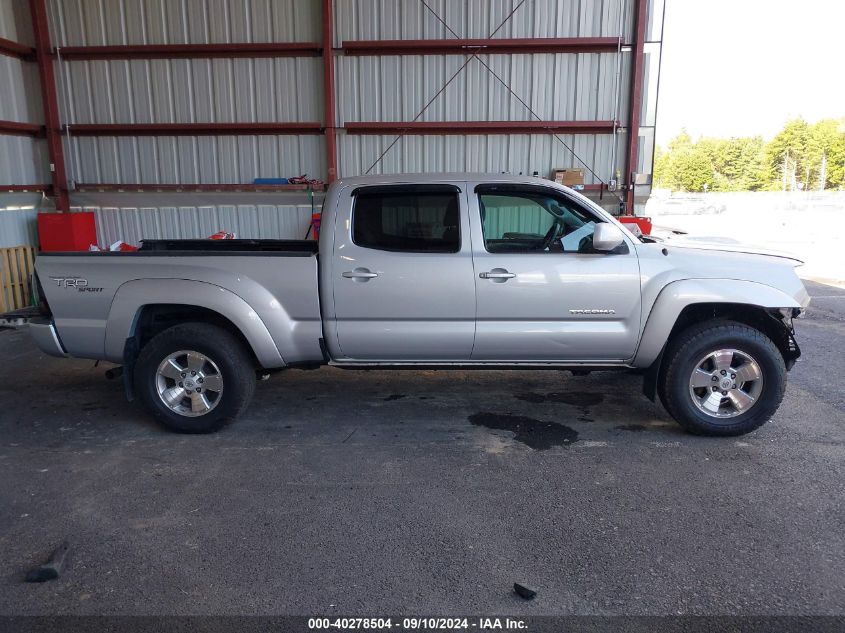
<box><xmin>633</xmin><ymin>278</ymin><xmax>802</xmax><ymax>368</ymax></box>
<box><xmin>103</xmin><ymin>278</ymin><xmax>285</xmax><ymax>368</ymax></box>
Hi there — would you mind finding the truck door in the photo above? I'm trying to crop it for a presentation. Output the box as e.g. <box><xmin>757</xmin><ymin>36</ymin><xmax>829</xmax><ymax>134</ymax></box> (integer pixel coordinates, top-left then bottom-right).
<box><xmin>469</xmin><ymin>183</ymin><xmax>641</xmax><ymax>362</ymax></box>
<box><xmin>329</xmin><ymin>183</ymin><xmax>476</xmax><ymax>361</ymax></box>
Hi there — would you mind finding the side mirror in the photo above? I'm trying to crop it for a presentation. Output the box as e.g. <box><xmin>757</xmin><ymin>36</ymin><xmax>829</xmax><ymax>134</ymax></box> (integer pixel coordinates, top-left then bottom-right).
<box><xmin>592</xmin><ymin>223</ymin><xmax>625</xmax><ymax>252</ymax></box>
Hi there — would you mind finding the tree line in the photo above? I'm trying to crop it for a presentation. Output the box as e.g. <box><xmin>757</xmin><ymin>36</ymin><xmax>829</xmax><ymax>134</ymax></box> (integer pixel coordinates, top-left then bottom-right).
<box><xmin>653</xmin><ymin>117</ymin><xmax>845</xmax><ymax>192</ymax></box>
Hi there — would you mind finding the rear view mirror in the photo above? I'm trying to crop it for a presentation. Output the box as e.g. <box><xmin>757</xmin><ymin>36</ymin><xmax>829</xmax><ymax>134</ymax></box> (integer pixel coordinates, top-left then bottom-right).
<box><xmin>592</xmin><ymin>223</ymin><xmax>625</xmax><ymax>252</ymax></box>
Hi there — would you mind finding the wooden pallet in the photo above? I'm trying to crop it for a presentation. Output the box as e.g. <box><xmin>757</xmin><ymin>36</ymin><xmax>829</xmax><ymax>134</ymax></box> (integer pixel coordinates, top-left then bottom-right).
<box><xmin>0</xmin><ymin>245</ymin><xmax>36</xmax><ymax>312</ymax></box>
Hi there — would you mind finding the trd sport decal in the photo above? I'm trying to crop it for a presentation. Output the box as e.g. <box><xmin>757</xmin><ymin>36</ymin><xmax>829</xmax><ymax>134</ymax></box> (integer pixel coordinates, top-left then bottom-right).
<box><xmin>49</xmin><ymin>277</ymin><xmax>104</xmax><ymax>293</ymax></box>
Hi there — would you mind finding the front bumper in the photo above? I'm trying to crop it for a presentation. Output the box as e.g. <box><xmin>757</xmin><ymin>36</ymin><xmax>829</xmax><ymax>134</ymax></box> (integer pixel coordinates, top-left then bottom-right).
<box><xmin>29</xmin><ymin>318</ymin><xmax>68</xmax><ymax>358</ymax></box>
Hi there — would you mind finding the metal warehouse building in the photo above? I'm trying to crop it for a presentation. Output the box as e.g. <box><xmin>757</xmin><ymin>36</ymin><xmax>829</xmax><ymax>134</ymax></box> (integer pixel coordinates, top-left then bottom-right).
<box><xmin>0</xmin><ymin>0</ymin><xmax>663</xmax><ymax>250</ymax></box>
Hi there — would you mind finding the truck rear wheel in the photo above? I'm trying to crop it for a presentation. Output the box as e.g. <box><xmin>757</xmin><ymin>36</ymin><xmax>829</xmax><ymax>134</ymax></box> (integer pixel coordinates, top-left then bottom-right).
<box><xmin>659</xmin><ymin>320</ymin><xmax>786</xmax><ymax>436</ymax></box>
<box><xmin>134</xmin><ymin>322</ymin><xmax>256</xmax><ymax>433</ymax></box>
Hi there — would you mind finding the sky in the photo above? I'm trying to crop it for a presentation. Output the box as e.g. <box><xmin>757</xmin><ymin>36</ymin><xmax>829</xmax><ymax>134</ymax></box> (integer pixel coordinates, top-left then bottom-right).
<box><xmin>656</xmin><ymin>0</ymin><xmax>845</xmax><ymax>146</ymax></box>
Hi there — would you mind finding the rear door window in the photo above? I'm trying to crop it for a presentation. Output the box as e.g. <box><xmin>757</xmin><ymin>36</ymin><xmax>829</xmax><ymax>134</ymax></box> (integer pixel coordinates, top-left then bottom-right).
<box><xmin>352</xmin><ymin>188</ymin><xmax>461</xmax><ymax>253</ymax></box>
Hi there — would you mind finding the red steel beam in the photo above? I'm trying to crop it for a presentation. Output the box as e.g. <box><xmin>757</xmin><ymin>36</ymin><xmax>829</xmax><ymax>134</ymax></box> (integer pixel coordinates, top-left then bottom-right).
<box><xmin>344</xmin><ymin>121</ymin><xmax>615</xmax><ymax>135</ymax></box>
<box><xmin>0</xmin><ymin>37</ymin><xmax>35</xmax><ymax>60</ymax></box>
<box><xmin>1</xmin><ymin>184</ymin><xmax>53</xmax><ymax>193</ymax></box>
<box><xmin>625</xmin><ymin>0</ymin><xmax>648</xmax><ymax>214</ymax></box>
<box><xmin>56</xmin><ymin>42</ymin><xmax>322</xmax><ymax>60</ymax></box>
<box><xmin>64</xmin><ymin>122</ymin><xmax>323</xmax><ymax>136</ymax></box>
<box><xmin>72</xmin><ymin>181</ymin><xmax>598</xmax><ymax>196</ymax></box>
<box><xmin>30</xmin><ymin>0</ymin><xmax>70</xmax><ymax>211</ymax></box>
<box><xmin>75</xmin><ymin>183</ymin><xmax>326</xmax><ymax>193</ymax></box>
<box><xmin>342</xmin><ymin>37</ymin><xmax>620</xmax><ymax>56</ymax></box>
<box><xmin>322</xmin><ymin>0</ymin><xmax>337</xmax><ymax>182</ymax></box>
<box><xmin>0</xmin><ymin>120</ymin><xmax>44</xmax><ymax>136</ymax></box>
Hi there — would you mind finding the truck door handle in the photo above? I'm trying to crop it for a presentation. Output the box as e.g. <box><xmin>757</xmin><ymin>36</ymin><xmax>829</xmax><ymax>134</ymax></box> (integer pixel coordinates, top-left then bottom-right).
<box><xmin>342</xmin><ymin>269</ymin><xmax>379</xmax><ymax>280</ymax></box>
<box><xmin>479</xmin><ymin>270</ymin><xmax>516</xmax><ymax>280</ymax></box>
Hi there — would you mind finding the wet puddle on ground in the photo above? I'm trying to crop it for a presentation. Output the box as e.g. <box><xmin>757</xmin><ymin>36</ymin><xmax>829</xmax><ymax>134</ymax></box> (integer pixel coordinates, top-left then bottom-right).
<box><xmin>513</xmin><ymin>391</ymin><xmax>604</xmax><ymax>422</ymax></box>
<box><xmin>468</xmin><ymin>412</ymin><xmax>579</xmax><ymax>450</ymax></box>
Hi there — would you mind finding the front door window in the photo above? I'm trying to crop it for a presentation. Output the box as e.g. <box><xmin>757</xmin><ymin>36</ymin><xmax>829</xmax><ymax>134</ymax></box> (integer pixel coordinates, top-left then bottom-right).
<box><xmin>478</xmin><ymin>189</ymin><xmax>619</xmax><ymax>255</ymax></box>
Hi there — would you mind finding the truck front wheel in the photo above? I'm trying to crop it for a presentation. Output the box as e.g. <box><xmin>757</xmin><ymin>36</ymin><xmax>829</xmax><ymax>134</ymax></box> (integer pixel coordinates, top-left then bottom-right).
<box><xmin>134</xmin><ymin>322</ymin><xmax>256</xmax><ymax>433</ymax></box>
<box><xmin>659</xmin><ymin>320</ymin><xmax>786</xmax><ymax>436</ymax></box>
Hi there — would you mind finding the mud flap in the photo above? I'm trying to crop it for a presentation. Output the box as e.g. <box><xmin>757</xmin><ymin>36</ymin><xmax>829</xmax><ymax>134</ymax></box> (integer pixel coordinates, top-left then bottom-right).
<box><xmin>122</xmin><ymin>336</ymin><xmax>139</xmax><ymax>402</ymax></box>
<box><xmin>642</xmin><ymin>349</ymin><xmax>664</xmax><ymax>402</ymax></box>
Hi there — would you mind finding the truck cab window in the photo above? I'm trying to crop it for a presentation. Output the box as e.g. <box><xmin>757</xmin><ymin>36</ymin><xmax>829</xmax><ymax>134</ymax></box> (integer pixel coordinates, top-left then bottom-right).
<box><xmin>352</xmin><ymin>191</ymin><xmax>460</xmax><ymax>253</ymax></box>
<box><xmin>479</xmin><ymin>190</ymin><xmax>605</xmax><ymax>254</ymax></box>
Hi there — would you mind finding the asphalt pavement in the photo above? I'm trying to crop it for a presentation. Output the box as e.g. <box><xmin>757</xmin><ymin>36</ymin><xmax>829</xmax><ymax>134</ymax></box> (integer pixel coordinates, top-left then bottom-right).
<box><xmin>0</xmin><ymin>281</ymin><xmax>842</xmax><ymax>618</ymax></box>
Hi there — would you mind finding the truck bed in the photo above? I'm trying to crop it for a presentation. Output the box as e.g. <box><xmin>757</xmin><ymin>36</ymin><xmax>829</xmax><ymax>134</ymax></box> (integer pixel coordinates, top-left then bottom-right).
<box><xmin>35</xmin><ymin>242</ymin><xmax>323</xmax><ymax>365</ymax></box>
<box><xmin>35</xmin><ymin>239</ymin><xmax>319</xmax><ymax>257</ymax></box>
<box><xmin>138</xmin><ymin>239</ymin><xmax>318</xmax><ymax>255</ymax></box>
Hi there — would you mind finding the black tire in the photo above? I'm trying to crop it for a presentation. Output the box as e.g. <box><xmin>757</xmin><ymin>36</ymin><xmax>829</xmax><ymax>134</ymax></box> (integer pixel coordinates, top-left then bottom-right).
<box><xmin>134</xmin><ymin>322</ymin><xmax>256</xmax><ymax>433</ymax></box>
<box><xmin>658</xmin><ymin>320</ymin><xmax>786</xmax><ymax>436</ymax></box>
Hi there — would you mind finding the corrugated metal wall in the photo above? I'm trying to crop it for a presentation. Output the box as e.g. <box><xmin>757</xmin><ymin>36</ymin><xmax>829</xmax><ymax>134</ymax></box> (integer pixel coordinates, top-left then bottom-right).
<box><xmin>48</xmin><ymin>0</ymin><xmax>327</xmax><ymax>185</ymax></box>
<box><xmin>0</xmin><ymin>136</ymin><xmax>51</xmax><ymax>185</ymax></box>
<box><xmin>63</xmin><ymin>135</ymin><xmax>325</xmax><ymax>185</ymax></box>
<box><xmin>0</xmin><ymin>0</ymin><xmax>48</xmax><ymax>189</ymax></box>
<box><xmin>0</xmin><ymin>55</ymin><xmax>41</xmax><ymax>122</ymax></box>
<box><xmin>332</xmin><ymin>0</ymin><xmax>632</xmax><ymax>184</ymax></box>
<box><xmin>43</xmin><ymin>0</ymin><xmax>634</xmax><ymax>187</ymax></box>
<box><xmin>56</xmin><ymin>58</ymin><xmax>322</xmax><ymax>125</ymax></box>
<box><xmin>75</xmin><ymin>191</ymin><xmax>320</xmax><ymax>245</ymax></box>
<box><xmin>335</xmin><ymin>53</ymin><xmax>630</xmax><ymax>123</ymax></box>
<box><xmin>0</xmin><ymin>194</ymin><xmax>42</xmax><ymax>248</ymax></box>
<box><xmin>0</xmin><ymin>0</ymin><xmax>659</xmax><ymax>247</ymax></box>
<box><xmin>335</xmin><ymin>47</ymin><xmax>630</xmax><ymax>181</ymax></box>
<box><xmin>0</xmin><ymin>0</ymin><xmax>32</xmax><ymax>43</ymax></box>
<box><xmin>334</xmin><ymin>0</ymin><xmax>631</xmax><ymax>41</ymax></box>
<box><xmin>48</xmin><ymin>0</ymin><xmax>320</xmax><ymax>46</ymax></box>
<box><xmin>0</xmin><ymin>190</ymin><xmax>321</xmax><ymax>249</ymax></box>
<box><xmin>339</xmin><ymin>133</ymin><xmax>626</xmax><ymax>185</ymax></box>
<box><xmin>0</xmin><ymin>0</ymin><xmax>46</xmax><ymax>249</ymax></box>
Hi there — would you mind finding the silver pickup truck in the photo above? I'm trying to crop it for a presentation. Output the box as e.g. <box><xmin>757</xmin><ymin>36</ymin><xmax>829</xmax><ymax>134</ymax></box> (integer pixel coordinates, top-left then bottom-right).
<box><xmin>9</xmin><ymin>173</ymin><xmax>809</xmax><ymax>436</ymax></box>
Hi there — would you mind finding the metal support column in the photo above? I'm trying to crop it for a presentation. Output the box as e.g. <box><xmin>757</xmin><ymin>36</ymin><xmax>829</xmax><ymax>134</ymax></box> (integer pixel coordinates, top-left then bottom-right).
<box><xmin>322</xmin><ymin>0</ymin><xmax>338</xmax><ymax>182</ymax></box>
<box><xmin>30</xmin><ymin>0</ymin><xmax>69</xmax><ymax>211</ymax></box>
<box><xmin>625</xmin><ymin>0</ymin><xmax>648</xmax><ymax>214</ymax></box>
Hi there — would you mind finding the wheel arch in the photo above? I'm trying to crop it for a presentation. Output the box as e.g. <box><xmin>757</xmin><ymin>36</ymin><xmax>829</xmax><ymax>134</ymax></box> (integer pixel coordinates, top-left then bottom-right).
<box><xmin>104</xmin><ymin>279</ymin><xmax>285</xmax><ymax>369</ymax></box>
<box><xmin>130</xmin><ymin>304</ymin><xmax>260</xmax><ymax>365</ymax></box>
<box><xmin>637</xmin><ymin>279</ymin><xmax>802</xmax><ymax>401</ymax></box>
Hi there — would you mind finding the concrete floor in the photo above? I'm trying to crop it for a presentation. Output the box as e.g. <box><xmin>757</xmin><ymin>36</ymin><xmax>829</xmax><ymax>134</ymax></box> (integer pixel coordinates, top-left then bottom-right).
<box><xmin>0</xmin><ymin>282</ymin><xmax>842</xmax><ymax>617</ymax></box>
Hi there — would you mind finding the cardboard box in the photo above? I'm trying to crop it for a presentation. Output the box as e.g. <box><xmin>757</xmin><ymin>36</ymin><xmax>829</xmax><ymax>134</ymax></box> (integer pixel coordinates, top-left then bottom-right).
<box><xmin>552</xmin><ymin>168</ymin><xmax>584</xmax><ymax>186</ymax></box>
